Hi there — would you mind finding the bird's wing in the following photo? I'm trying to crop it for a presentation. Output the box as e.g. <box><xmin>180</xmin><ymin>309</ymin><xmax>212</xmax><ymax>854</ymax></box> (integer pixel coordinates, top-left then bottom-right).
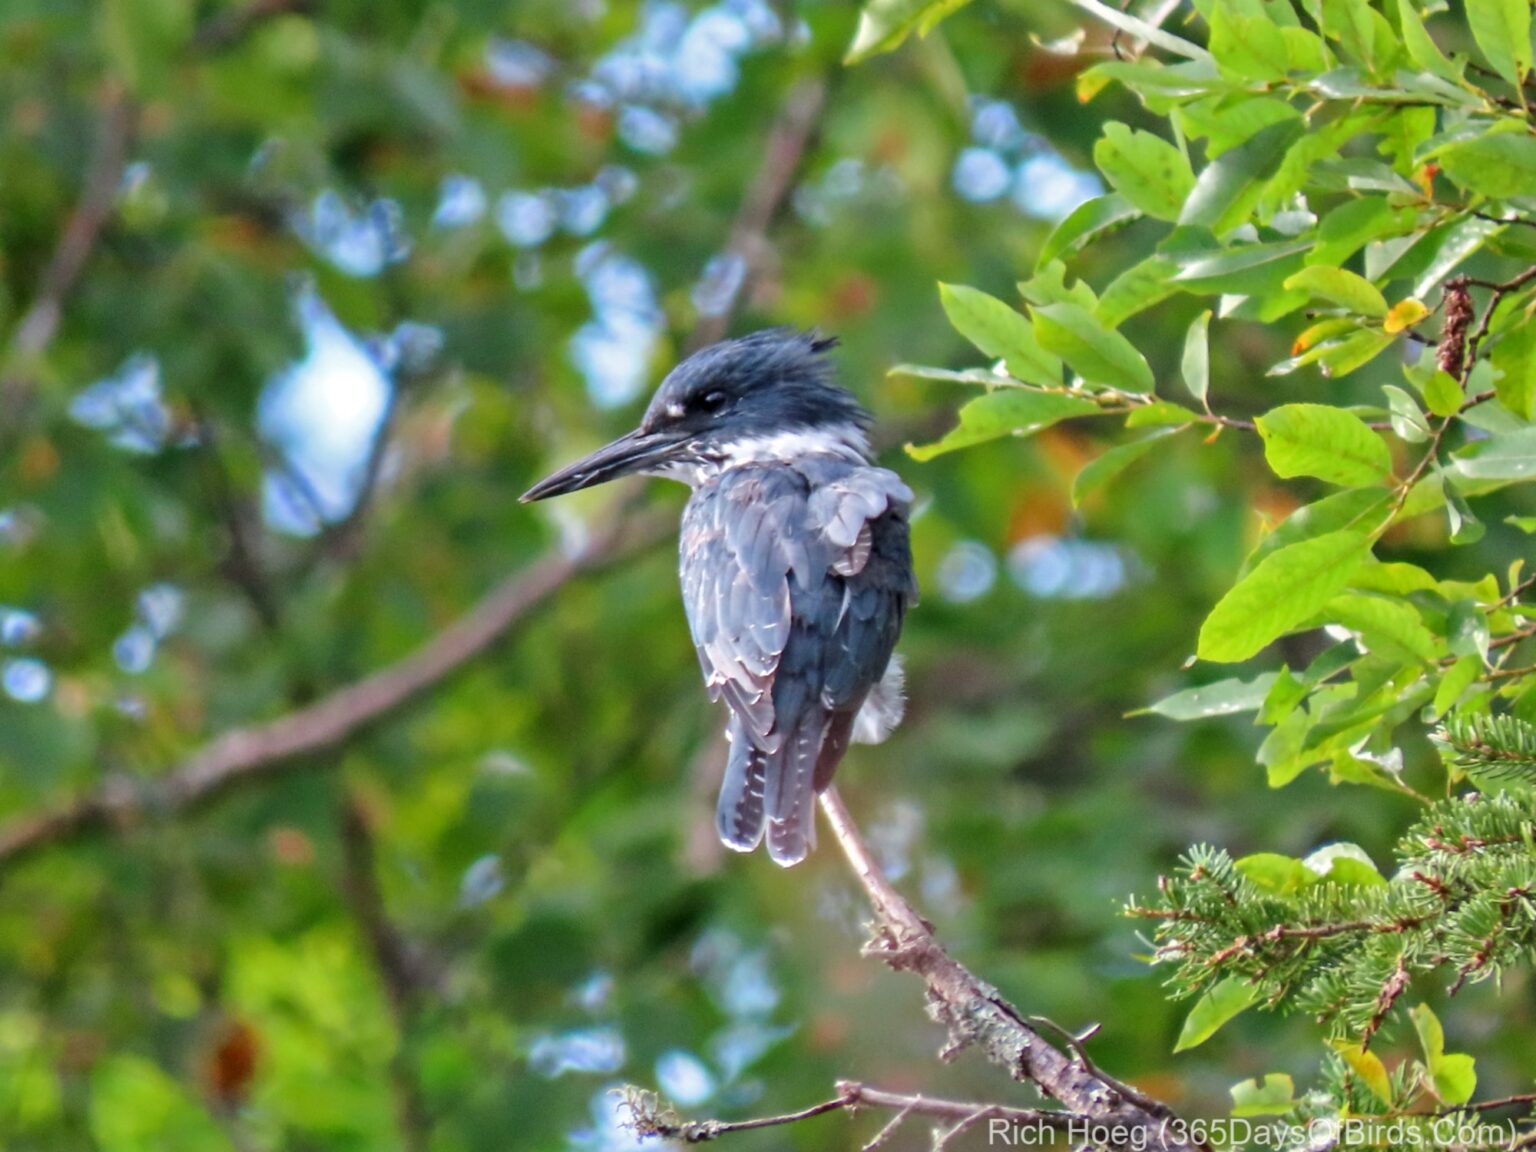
<box><xmin>682</xmin><ymin>462</ymin><xmax>916</xmax><ymax>866</ymax></box>
<box><xmin>680</xmin><ymin>469</ymin><xmax>799</xmax><ymax>751</ymax></box>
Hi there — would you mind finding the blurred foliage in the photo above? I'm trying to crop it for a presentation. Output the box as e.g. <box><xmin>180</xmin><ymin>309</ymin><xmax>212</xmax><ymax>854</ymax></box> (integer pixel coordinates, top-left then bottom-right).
<box><xmin>4</xmin><ymin>0</ymin><xmax>1536</xmax><ymax>1150</ymax></box>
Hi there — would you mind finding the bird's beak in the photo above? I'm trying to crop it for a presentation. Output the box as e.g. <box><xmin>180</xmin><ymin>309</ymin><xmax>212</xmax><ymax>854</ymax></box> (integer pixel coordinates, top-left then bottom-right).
<box><xmin>520</xmin><ymin>426</ymin><xmax>684</xmax><ymax>503</ymax></box>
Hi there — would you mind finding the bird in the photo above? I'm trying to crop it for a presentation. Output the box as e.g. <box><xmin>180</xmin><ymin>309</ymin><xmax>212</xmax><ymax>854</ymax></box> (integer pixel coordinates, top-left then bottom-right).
<box><xmin>522</xmin><ymin>329</ymin><xmax>918</xmax><ymax>866</ymax></box>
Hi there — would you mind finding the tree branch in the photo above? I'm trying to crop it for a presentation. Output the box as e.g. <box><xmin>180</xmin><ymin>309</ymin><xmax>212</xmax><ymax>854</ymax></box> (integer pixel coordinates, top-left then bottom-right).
<box><xmin>816</xmin><ymin>786</ymin><xmax>1207</xmax><ymax>1152</ymax></box>
<box><xmin>338</xmin><ymin>791</ymin><xmax>433</xmax><ymax>1152</ymax></box>
<box><xmin>1</xmin><ymin>81</ymin><xmax>136</xmax><ymax>433</ymax></box>
<box><xmin>622</xmin><ymin>1079</ymin><xmax>1080</xmax><ymax>1146</ymax></box>
<box><xmin>686</xmin><ymin>76</ymin><xmax>826</xmax><ymax>351</ymax></box>
<box><xmin>0</xmin><ymin>506</ymin><xmax>669</xmax><ymax>872</ymax></box>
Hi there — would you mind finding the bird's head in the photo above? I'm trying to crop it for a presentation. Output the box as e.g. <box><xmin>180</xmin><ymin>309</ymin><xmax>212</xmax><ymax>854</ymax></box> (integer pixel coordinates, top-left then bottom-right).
<box><xmin>521</xmin><ymin>329</ymin><xmax>870</xmax><ymax>502</ymax></box>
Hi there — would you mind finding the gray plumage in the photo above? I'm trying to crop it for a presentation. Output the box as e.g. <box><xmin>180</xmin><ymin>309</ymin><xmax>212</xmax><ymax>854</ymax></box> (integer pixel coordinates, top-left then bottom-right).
<box><xmin>522</xmin><ymin>329</ymin><xmax>918</xmax><ymax>867</ymax></box>
<box><xmin>682</xmin><ymin>454</ymin><xmax>914</xmax><ymax>864</ymax></box>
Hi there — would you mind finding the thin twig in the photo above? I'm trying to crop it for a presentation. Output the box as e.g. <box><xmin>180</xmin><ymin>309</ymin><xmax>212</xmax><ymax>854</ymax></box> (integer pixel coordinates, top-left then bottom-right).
<box><xmin>623</xmin><ymin>1079</ymin><xmax>1079</xmax><ymax>1145</ymax></box>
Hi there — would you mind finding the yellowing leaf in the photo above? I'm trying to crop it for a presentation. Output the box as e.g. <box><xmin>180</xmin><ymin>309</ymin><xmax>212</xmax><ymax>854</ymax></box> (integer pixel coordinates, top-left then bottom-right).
<box><xmin>1384</xmin><ymin>298</ymin><xmax>1429</xmax><ymax>334</ymax></box>
<box><xmin>1329</xmin><ymin>1039</ymin><xmax>1393</xmax><ymax>1105</ymax></box>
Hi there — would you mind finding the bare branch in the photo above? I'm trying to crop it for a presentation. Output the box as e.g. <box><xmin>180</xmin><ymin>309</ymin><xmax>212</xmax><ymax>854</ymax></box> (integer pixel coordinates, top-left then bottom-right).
<box><xmin>818</xmin><ymin>786</ymin><xmax>1206</xmax><ymax>1152</ymax></box>
<box><xmin>620</xmin><ymin>1080</ymin><xmax>1080</xmax><ymax>1145</ymax></box>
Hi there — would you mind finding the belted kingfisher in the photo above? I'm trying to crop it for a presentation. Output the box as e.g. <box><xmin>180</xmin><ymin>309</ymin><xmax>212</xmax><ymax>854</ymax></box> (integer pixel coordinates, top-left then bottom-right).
<box><xmin>522</xmin><ymin>330</ymin><xmax>917</xmax><ymax>866</ymax></box>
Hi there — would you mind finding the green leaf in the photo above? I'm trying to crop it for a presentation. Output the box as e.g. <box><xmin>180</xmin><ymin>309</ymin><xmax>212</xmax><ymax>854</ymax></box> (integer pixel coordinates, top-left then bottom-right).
<box><xmin>1037</xmin><ymin>194</ymin><xmax>1142</xmax><ymax>268</ymax></box>
<box><xmin>1235</xmin><ymin>852</ymin><xmax>1310</xmax><ymax>894</ymax></box>
<box><xmin>1182</xmin><ymin>310</ymin><xmax>1211</xmax><ymax>404</ymax></box>
<box><xmin>1438</xmin><ymin>129</ymin><xmax>1536</xmax><ymax>200</ymax></box>
<box><xmin>844</xmin><ymin>0</ymin><xmax>974</xmax><ymax>62</ymax></box>
<box><xmin>1408</xmin><ymin>216</ymin><xmax>1504</xmax><ymax>299</ymax></box>
<box><xmin>1326</xmin><ymin>592</ymin><xmax>1440</xmax><ymax>662</ymax></box>
<box><xmin>1033</xmin><ymin>302</ymin><xmax>1156</xmax><ymax>392</ymax></box>
<box><xmin>1095</xmin><ymin>255</ymin><xmax>1182</xmax><ymax>327</ymax></box>
<box><xmin>1311</xmin><ymin>196</ymin><xmax>1406</xmax><ymax>268</ymax></box>
<box><xmin>1410</xmin><ymin>1003</ymin><xmax>1477</xmax><ymax>1106</ymax></box>
<box><xmin>1174</xmin><ymin>94</ymin><xmax>1301</xmax><ymax>156</ymax></box>
<box><xmin>1230</xmin><ymin>1074</ymin><xmax>1296</xmax><ymax>1117</ymax></box>
<box><xmin>1493</xmin><ymin>318</ymin><xmax>1536</xmax><ymax>421</ymax></box>
<box><xmin>1140</xmin><ymin>672</ymin><xmax>1279</xmax><ymax>720</ymax></box>
<box><xmin>939</xmin><ymin>283</ymin><xmax>1061</xmax><ymax>386</ymax></box>
<box><xmin>1396</xmin><ymin>0</ymin><xmax>1461</xmax><ymax>82</ymax></box>
<box><xmin>1434</xmin><ymin>654</ymin><xmax>1482</xmax><ymax>719</ymax></box>
<box><xmin>1282</xmin><ymin>266</ymin><xmax>1388</xmax><ymax>317</ymax></box>
<box><xmin>1072</xmin><ymin>430</ymin><xmax>1179</xmax><ymax>506</ymax></box>
<box><xmin>1420</xmin><ymin>367</ymin><xmax>1464</xmax><ymax>418</ymax></box>
<box><xmin>1319</xmin><ymin>0</ymin><xmax>1376</xmax><ymax>66</ymax></box>
<box><xmin>1174</xmin><ymin>976</ymin><xmax>1259</xmax><ymax>1051</ymax></box>
<box><xmin>1126</xmin><ymin>400</ymin><xmax>1200</xmax><ymax>427</ymax></box>
<box><xmin>887</xmin><ymin>364</ymin><xmax>1003</xmax><ymax>386</ymax></box>
<box><xmin>1093</xmin><ymin>123</ymin><xmax>1196</xmax><ymax>221</ymax></box>
<box><xmin>1249</xmin><ymin>487</ymin><xmax>1389</xmax><ymax>570</ymax></box>
<box><xmin>1261</xmin><ymin>664</ymin><xmax>1309</xmax><ymax>723</ymax></box>
<box><xmin>1172</xmin><ymin>238</ymin><xmax>1311</xmax><ymax>296</ymax></box>
<box><xmin>1446</xmin><ymin>483</ymin><xmax>1487</xmax><ymax>543</ymax></box>
<box><xmin>1466</xmin><ymin>0</ymin><xmax>1532</xmax><ymax>88</ymax></box>
<box><xmin>1304</xmin><ymin>841</ymin><xmax>1387</xmax><ymax>885</ymax></box>
<box><xmin>906</xmin><ymin>389</ymin><xmax>1101</xmax><ymax>461</ymax></box>
<box><xmin>1199</xmin><ymin>530</ymin><xmax>1373</xmax><ymax>662</ymax></box>
<box><xmin>1019</xmin><ymin>261</ymin><xmax>1099</xmax><ymax>310</ymax></box>
<box><xmin>1178</xmin><ymin>119</ymin><xmax>1304</xmax><ymax>235</ymax></box>
<box><xmin>1255</xmin><ymin>403</ymin><xmax>1392</xmax><ymax>486</ymax></box>
<box><xmin>1451</xmin><ymin>427</ymin><xmax>1536</xmax><ymax>481</ymax></box>
<box><xmin>1384</xmin><ymin>383</ymin><xmax>1431</xmax><ymax>443</ymax></box>
<box><xmin>1317</xmin><ymin>328</ymin><xmax>1396</xmax><ymax>377</ymax></box>
<box><xmin>1210</xmin><ymin>3</ymin><xmax>1292</xmax><ymax>81</ymax></box>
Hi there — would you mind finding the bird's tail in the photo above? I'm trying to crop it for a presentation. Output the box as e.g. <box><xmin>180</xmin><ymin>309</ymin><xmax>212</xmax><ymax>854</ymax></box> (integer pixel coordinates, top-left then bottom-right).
<box><xmin>763</xmin><ymin>708</ymin><xmax>830</xmax><ymax>867</ymax></box>
<box><xmin>717</xmin><ymin>709</ymin><xmax>833</xmax><ymax>867</ymax></box>
<box><xmin>717</xmin><ymin>717</ymin><xmax>767</xmax><ymax>852</ymax></box>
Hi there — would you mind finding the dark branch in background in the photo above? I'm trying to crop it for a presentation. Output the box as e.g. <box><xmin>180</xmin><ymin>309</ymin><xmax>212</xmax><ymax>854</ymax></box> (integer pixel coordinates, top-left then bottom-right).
<box><xmin>339</xmin><ymin>792</ymin><xmax>434</xmax><ymax>1152</ymax></box>
<box><xmin>687</xmin><ymin>77</ymin><xmax>826</xmax><ymax>351</ymax></box>
<box><xmin>0</xmin><ymin>505</ymin><xmax>669</xmax><ymax>872</ymax></box>
<box><xmin>0</xmin><ymin>82</ymin><xmax>136</xmax><ymax>436</ymax></box>
<box><xmin>192</xmin><ymin>405</ymin><xmax>286</xmax><ymax>637</ymax></box>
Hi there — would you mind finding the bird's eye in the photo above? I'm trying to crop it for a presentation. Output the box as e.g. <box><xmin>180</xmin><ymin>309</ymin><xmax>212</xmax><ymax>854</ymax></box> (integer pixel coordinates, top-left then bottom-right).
<box><xmin>698</xmin><ymin>390</ymin><xmax>728</xmax><ymax>411</ymax></box>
